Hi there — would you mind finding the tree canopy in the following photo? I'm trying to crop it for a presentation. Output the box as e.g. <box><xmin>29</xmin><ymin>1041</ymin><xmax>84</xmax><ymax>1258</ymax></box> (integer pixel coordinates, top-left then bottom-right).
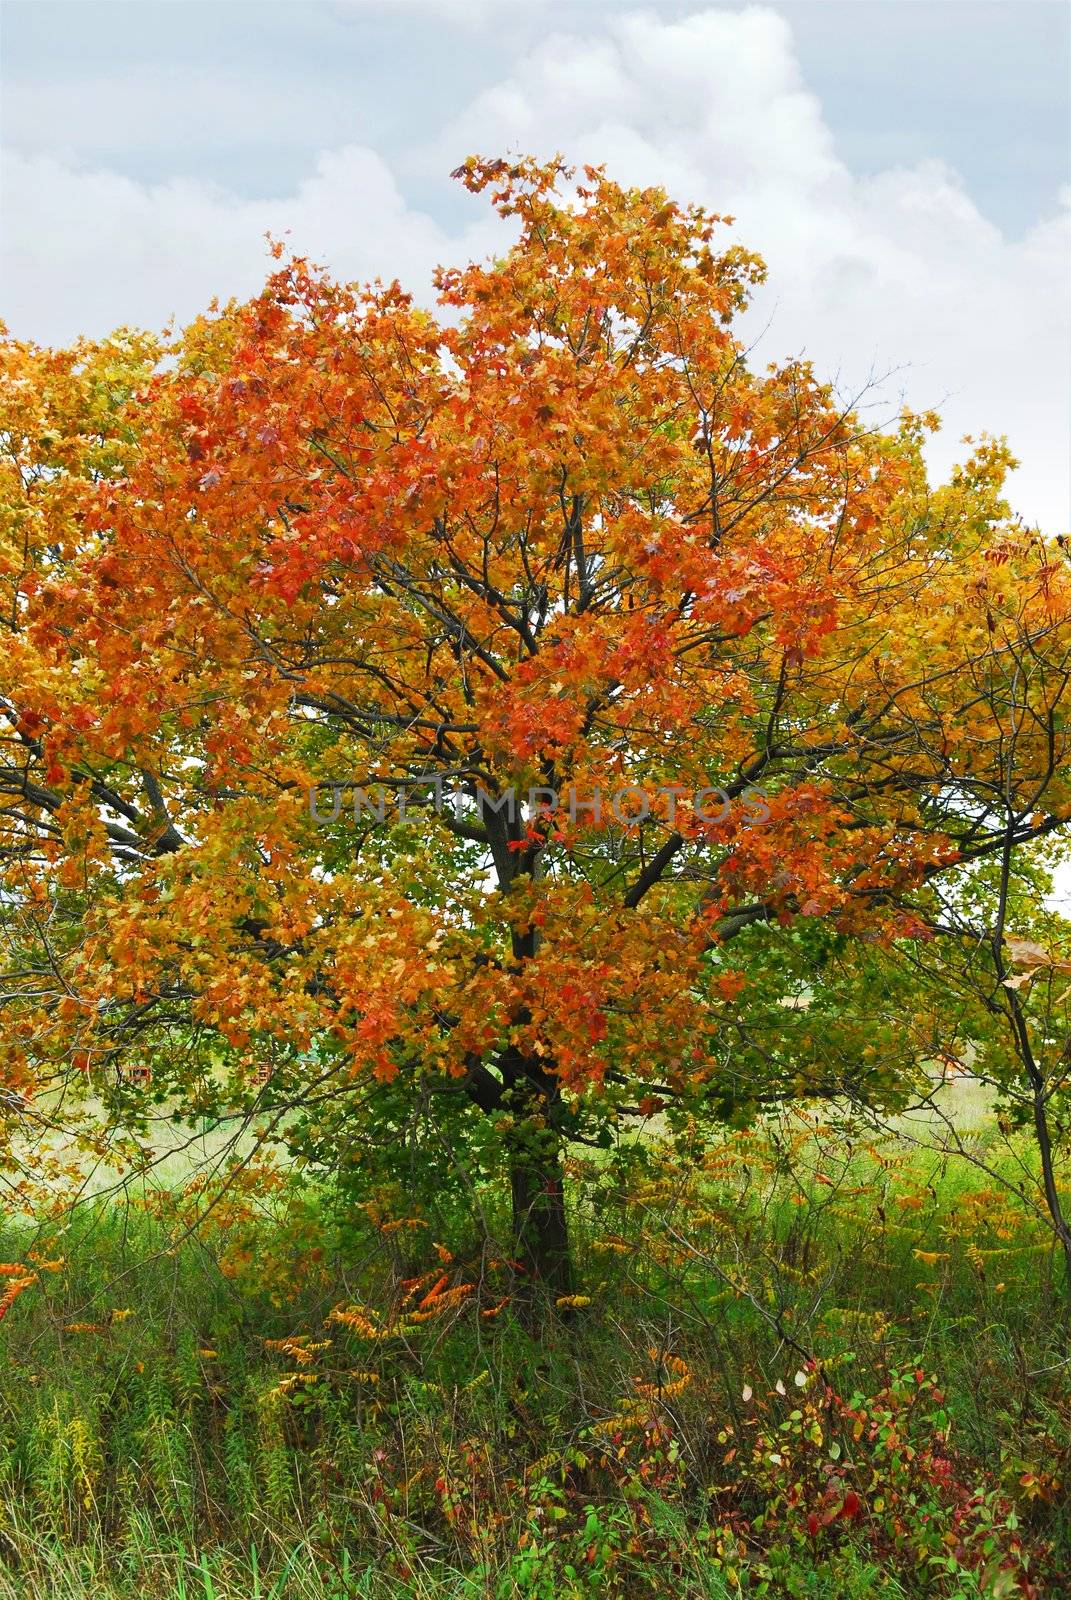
<box><xmin>2</xmin><ymin>156</ymin><xmax>1068</xmax><ymax>1287</ymax></box>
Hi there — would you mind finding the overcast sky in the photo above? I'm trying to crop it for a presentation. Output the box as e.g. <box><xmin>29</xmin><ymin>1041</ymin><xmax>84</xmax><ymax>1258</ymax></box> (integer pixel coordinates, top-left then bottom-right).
<box><xmin>2</xmin><ymin>0</ymin><xmax>1069</xmax><ymax>537</ymax></box>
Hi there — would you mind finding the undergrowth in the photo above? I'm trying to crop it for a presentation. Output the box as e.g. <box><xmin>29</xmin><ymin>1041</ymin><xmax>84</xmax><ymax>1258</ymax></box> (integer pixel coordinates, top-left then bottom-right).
<box><xmin>0</xmin><ymin>1116</ymin><xmax>1068</xmax><ymax>1597</ymax></box>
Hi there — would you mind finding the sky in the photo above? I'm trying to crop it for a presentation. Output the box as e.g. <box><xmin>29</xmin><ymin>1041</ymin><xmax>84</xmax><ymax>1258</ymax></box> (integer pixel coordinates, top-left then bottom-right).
<box><xmin>2</xmin><ymin>0</ymin><xmax>1069</xmax><ymax>532</ymax></box>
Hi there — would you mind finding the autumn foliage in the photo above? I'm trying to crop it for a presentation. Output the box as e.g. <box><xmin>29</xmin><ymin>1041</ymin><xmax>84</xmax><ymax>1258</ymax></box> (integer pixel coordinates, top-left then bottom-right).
<box><xmin>1</xmin><ymin>156</ymin><xmax>1068</xmax><ymax>1290</ymax></box>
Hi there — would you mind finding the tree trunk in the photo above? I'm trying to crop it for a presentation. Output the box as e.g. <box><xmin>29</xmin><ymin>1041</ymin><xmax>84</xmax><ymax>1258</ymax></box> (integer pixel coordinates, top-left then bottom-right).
<box><xmin>483</xmin><ymin>815</ymin><xmax>574</xmax><ymax>1300</ymax></box>
<box><xmin>1029</xmin><ymin>1080</ymin><xmax>1071</xmax><ymax>1321</ymax></box>
<box><xmin>509</xmin><ymin>1127</ymin><xmax>573</xmax><ymax>1300</ymax></box>
<box><xmin>993</xmin><ymin>917</ymin><xmax>1071</xmax><ymax>1323</ymax></box>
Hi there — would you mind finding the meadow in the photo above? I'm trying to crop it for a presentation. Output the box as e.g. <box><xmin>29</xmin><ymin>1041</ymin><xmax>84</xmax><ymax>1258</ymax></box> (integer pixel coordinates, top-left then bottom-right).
<box><xmin>0</xmin><ymin>1087</ymin><xmax>1067</xmax><ymax>1599</ymax></box>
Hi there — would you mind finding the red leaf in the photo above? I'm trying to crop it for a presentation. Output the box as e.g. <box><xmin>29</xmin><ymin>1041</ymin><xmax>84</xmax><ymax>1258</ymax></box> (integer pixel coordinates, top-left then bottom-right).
<box><xmin>840</xmin><ymin>1490</ymin><xmax>863</xmax><ymax>1522</ymax></box>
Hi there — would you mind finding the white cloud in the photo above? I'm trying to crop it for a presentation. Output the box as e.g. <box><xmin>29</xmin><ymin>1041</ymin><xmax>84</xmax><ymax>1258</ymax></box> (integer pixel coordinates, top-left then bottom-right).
<box><xmin>2</xmin><ymin>4</ymin><xmax>1067</xmax><ymax>531</ymax></box>
<box><xmin>1</xmin><ymin>145</ymin><xmax>493</xmax><ymax>342</ymax></box>
<box><xmin>432</xmin><ymin>6</ymin><xmax>1070</xmax><ymax>532</ymax></box>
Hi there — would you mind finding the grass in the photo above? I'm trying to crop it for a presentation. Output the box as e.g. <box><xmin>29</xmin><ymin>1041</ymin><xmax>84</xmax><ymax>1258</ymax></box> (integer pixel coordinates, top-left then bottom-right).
<box><xmin>0</xmin><ymin>1106</ymin><xmax>1068</xmax><ymax>1596</ymax></box>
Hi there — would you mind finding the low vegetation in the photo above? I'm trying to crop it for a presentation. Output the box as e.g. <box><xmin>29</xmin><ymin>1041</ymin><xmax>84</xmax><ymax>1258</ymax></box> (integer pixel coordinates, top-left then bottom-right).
<box><xmin>1</xmin><ymin>1107</ymin><xmax>1067</xmax><ymax>1597</ymax></box>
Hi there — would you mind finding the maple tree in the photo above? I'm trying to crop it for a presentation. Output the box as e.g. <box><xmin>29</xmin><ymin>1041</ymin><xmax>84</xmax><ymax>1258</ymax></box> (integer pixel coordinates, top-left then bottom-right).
<box><xmin>1</xmin><ymin>156</ymin><xmax>1069</xmax><ymax>1294</ymax></box>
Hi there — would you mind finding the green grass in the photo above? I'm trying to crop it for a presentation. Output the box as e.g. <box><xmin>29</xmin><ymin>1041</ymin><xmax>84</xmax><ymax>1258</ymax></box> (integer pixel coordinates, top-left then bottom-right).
<box><xmin>0</xmin><ymin>1113</ymin><xmax>1068</xmax><ymax>1597</ymax></box>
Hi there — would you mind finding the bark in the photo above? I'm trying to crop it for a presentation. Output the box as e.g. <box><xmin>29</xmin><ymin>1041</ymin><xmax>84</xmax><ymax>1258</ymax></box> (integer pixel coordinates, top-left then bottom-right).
<box><xmin>991</xmin><ymin>793</ymin><xmax>1071</xmax><ymax>1319</ymax></box>
<box><xmin>1028</xmin><ymin>1075</ymin><xmax>1071</xmax><ymax>1316</ymax></box>
<box><xmin>509</xmin><ymin>1125</ymin><xmax>573</xmax><ymax>1299</ymax></box>
<box><xmin>479</xmin><ymin>795</ymin><xmax>575</xmax><ymax>1299</ymax></box>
